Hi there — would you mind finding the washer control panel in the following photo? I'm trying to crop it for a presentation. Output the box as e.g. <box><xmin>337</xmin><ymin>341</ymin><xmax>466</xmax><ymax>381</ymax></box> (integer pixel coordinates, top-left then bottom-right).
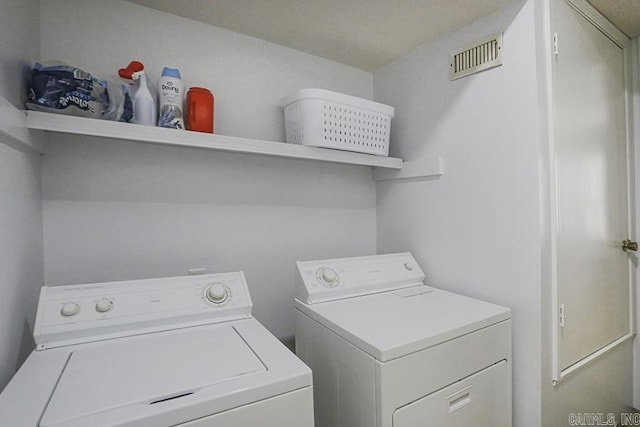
<box><xmin>34</xmin><ymin>272</ymin><xmax>252</xmax><ymax>350</ymax></box>
<box><xmin>296</xmin><ymin>252</ymin><xmax>425</xmax><ymax>304</ymax></box>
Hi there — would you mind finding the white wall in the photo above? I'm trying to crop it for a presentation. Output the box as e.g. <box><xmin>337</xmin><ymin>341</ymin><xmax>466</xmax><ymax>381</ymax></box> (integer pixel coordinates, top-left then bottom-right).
<box><xmin>0</xmin><ymin>0</ymin><xmax>39</xmax><ymax>107</ymax></box>
<box><xmin>39</xmin><ymin>0</ymin><xmax>377</xmax><ymax>341</ymax></box>
<box><xmin>373</xmin><ymin>2</ymin><xmax>542</xmax><ymax>426</ymax></box>
<box><xmin>0</xmin><ymin>0</ymin><xmax>43</xmax><ymax>391</ymax></box>
<box><xmin>39</xmin><ymin>0</ymin><xmax>373</xmax><ymax>143</ymax></box>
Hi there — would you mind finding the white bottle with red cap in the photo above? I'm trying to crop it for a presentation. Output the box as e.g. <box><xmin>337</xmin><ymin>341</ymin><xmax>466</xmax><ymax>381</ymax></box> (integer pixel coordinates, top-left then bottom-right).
<box><xmin>118</xmin><ymin>61</ymin><xmax>157</xmax><ymax>127</ymax></box>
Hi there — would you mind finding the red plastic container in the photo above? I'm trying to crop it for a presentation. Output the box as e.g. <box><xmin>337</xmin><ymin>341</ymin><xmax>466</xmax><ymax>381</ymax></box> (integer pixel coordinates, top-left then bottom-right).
<box><xmin>187</xmin><ymin>87</ymin><xmax>214</xmax><ymax>133</ymax></box>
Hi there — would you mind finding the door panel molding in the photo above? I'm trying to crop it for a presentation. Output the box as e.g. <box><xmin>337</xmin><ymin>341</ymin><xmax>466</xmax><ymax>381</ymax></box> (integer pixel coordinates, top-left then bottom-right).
<box><xmin>564</xmin><ymin>0</ymin><xmax>629</xmax><ymax>48</ymax></box>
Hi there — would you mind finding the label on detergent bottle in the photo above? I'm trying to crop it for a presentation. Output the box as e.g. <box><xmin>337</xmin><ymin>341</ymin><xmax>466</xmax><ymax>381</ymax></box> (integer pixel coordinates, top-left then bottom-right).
<box><xmin>158</xmin><ymin>67</ymin><xmax>184</xmax><ymax>129</ymax></box>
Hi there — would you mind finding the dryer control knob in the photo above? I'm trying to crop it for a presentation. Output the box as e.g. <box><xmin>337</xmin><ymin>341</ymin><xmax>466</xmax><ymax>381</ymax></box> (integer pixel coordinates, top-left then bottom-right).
<box><xmin>322</xmin><ymin>268</ymin><xmax>337</xmax><ymax>283</ymax></box>
<box><xmin>61</xmin><ymin>302</ymin><xmax>80</xmax><ymax>317</ymax></box>
<box><xmin>317</xmin><ymin>267</ymin><xmax>339</xmax><ymax>287</ymax></box>
<box><xmin>206</xmin><ymin>283</ymin><xmax>229</xmax><ymax>304</ymax></box>
<box><xmin>404</xmin><ymin>262</ymin><xmax>413</xmax><ymax>271</ymax></box>
<box><xmin>95</xmin><ymin>298</ymin><xmax>113</xmax><ymax>313</ymax></box>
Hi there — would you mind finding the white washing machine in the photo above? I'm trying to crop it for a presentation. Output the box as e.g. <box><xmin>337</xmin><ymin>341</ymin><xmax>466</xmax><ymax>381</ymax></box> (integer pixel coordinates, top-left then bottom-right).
<box><xmin>0</xmin><ymin>272</ymin><xmax>314</xmax><ymax>427</ymax></box>
<box><xmin>294</xmin><ymin>252</ymin><xmax>511</xmax><ymax>427</ymax></box>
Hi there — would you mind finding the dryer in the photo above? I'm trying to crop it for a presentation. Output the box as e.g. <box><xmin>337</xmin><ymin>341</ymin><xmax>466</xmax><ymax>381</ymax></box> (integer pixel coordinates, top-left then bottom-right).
<box><xmin>0</xmin><ymin>272</ymin><xmax>314</xmax><ymax>427</ymax></box>
<box><xmin>294</xmin><ymin>252</ymin><xmax>511</xmax><ymax>427</ymax></box>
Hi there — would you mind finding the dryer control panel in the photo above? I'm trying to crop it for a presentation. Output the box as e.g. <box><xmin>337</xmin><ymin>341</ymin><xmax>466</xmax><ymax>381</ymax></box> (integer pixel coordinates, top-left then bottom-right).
<box><xmin>34</xmin><ymin>272</ymin><xmax>252</xmax><ymax>350</ymax></box>
<box><xmin>296</xmin><ymin>252</ymin><xmax>425</xmax><ymax>304</ymax></box>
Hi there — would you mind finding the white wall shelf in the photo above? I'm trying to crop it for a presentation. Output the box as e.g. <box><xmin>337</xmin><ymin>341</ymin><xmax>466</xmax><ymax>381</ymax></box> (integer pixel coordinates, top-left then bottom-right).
<box><xmin>26</xmin><ymin>111</ymin><xmax>404</xmax><ymax>170</ymax></box>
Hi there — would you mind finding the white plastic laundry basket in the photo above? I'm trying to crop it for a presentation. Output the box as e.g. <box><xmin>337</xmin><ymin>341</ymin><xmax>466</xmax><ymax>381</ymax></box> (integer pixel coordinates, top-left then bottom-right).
<box><xmin>281</xmin><ymin>89</ymin><xmax>394</xmax><ymax>156</ymax></box>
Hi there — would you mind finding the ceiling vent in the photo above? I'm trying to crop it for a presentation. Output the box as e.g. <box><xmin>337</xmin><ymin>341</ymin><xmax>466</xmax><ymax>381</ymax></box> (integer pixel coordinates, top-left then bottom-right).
<box><xmin>450</xmin><ymin>32</ymin><xmax>503</xmax><ymax>80</ymax></box>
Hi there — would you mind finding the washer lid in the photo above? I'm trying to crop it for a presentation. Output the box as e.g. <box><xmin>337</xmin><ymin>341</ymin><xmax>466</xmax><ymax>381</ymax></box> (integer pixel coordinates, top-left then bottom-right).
<box><xmin>295</xmin><ymin>285</ymin><xmax>511</xmax><ymax>362</ymax></box>
<box><xmin>40</xmin><ymin>323</ymin><xmax>267</xmax><ymax>427</ymax></box>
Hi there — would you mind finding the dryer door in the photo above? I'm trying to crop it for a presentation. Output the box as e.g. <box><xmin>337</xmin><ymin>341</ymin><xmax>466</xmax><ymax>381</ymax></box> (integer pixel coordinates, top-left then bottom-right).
<box><xmin>392</xmin><ymin>361</ymin><xmax>509</xmax><ymax>427</ymax></box>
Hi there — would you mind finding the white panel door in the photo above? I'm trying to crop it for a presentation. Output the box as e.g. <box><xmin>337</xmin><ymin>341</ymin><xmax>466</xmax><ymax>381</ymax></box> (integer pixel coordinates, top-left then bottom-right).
<box><xmin>551</xmin><ymin>0</ymin><xmax>632</xmax><ymax>374</ymax></box>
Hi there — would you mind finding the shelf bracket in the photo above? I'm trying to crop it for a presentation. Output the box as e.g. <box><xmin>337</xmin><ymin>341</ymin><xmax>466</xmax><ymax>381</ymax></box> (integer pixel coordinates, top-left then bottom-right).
<box><xmin>0</xmin><ymin>97</ymin><xmax>43</xmax><ymax>153</ymax></box>
<box><xmin>373</xmin><ymin>156</ymin><xmax>444</xmax><ymax>182</ymax></box>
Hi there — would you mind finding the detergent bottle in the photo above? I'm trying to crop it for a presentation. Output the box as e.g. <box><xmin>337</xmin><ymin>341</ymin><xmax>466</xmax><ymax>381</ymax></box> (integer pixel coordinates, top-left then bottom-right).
<box><xmin>157</xmin><ymin>67</ymin><xmax>184</xmax><ymax>129</ymax></box>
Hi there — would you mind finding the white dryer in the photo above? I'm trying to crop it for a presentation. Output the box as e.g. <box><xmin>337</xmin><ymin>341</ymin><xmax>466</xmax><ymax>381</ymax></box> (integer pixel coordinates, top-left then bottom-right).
<box><xmin>294</xmin><ymin>252</ymin><xmax>511</xmax><ymax>427</ymax></box>
<box><xmin>0</xmin><ymin>272</ymin><xmax>314</xmax><ymax>427</ymax></box>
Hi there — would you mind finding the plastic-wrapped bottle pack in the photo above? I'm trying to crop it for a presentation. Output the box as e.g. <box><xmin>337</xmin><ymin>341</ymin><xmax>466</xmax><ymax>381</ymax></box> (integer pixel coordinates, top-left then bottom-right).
<box><xmin>26</xmin><ymin>62</ymin><xmax>133</xmax><ymax>122</ymax></box>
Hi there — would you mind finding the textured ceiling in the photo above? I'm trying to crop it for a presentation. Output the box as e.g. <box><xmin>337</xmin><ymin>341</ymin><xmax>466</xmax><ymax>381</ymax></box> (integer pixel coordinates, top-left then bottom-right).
<box><xmin>127</xmin><ymin>0</ymin><xmax>639</xmax><ymax>71</ymax></box>
<box><xmin>127</xmin><ymin>0</ymin><xmax>512</xmax><ymax>71</ymax></box>
<box><xmin>587</xmin><ymin>0</ymin><xmax>640</xmax><ymax>37</ymax></box>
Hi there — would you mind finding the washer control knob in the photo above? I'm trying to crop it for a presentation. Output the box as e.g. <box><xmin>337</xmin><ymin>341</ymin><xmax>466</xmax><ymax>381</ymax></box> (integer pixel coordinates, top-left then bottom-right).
<box><xmin>95</xmin><ymin>298</ymin><xmax>113</xmax><ymax>313</ymax></box>
<box><xmin>206</xmin><ymin>283</ymin><xmax>229</xmax><ymax>304</ymax></box>
<box><xmin>317</xmin><ymin>267</ymin><xmax>340</xmax><ymax>287</ymax></box>
<box><xmin>404</xmin><ymin>262</ymin><xmax>413</xmax><ymax>271</ymax></box>
<box><xmin>61</xmin><ymin>302</ymin><xmax>80</xmax><ymax>317</ymax></box>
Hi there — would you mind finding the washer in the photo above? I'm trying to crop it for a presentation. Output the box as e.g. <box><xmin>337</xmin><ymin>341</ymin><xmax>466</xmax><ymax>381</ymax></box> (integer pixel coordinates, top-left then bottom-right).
<box><xmin>0</xmin><ymin>272</ymin><xmax>314</xmax><ymax>427</ymax></box>
<box><xmin>294</xmin><ymin>252</ymin><xmax>511</xmax><ymax>427</ymax></box>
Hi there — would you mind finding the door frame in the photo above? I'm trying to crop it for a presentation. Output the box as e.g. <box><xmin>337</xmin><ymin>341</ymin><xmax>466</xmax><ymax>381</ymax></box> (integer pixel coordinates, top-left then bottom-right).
<box><xmin>547</xmin><ymin>0</ymin><xmax>635</xmax><ymax>385</ymax></box>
